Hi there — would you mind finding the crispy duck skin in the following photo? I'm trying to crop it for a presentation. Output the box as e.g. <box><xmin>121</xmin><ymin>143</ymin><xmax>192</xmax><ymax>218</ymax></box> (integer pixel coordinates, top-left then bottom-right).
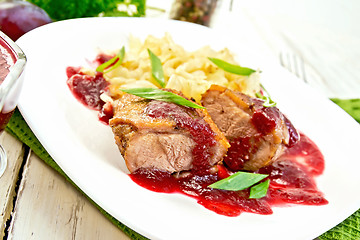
<box><xmin>109</xmin><ymin>90</ymin><xmax>229</xmax><ymax>173</ymax></box>
<box><xmin>201</xmin><ymin>85</ymin><xmax>299</xmax><ymax>171</ymax></box>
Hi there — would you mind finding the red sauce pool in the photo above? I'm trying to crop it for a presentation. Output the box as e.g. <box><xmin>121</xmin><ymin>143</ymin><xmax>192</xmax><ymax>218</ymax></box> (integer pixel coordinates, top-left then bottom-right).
<box><xmin>66</xmin><ymin>58</ymin><xmax>328</xmax><ymax>217</ymax></box>
<box><xmin>66</xmin><ymin>54</ymin><xmax>116</xmax><ymax>124</ymax></box>
<box><xmin>66</xmin><ymin>67</ymin><xmax>109</xmax><ymax>111</ymax></box>
<box><xmin>66</xmin><ymin>66</ymin><xmax>112</xmax><ymax>124</ymax></box>
<box><xmin>130</xmin><ymin>133</ymin><xmax>327</xmax><ymax>216</ymax></box>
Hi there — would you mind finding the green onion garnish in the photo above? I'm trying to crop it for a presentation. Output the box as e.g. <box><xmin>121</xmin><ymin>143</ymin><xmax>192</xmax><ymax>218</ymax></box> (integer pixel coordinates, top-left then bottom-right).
<box><xmin>208</xmin><ymin>171</ymin><xmax>268</xmax><ymax>191</ymax></box>
<box><xmin>120</xmin><ymin>88</ymin><xmax>204</xmax><ymax>109</ymax></box>
<box><xmin>208</xmin><ymin>57</ymin><xmax>256</xmax><ymax>76</ymax></box>
<box><xmin>148</xmin><ymin>49</ymin><xmax>166</xmax><ymax>88</ymax></box>
<box><xmin>96</xmin><ymin>46</ymin><xmax>125</xmax><ymax>73</ymax></box>
<box><xmin>209</xmin><ymin>57</ymin><xmax>276</xmax><ymax>107</ymax></box>
<box><xmin>255</xmin><ymin>84</ymin><xmax>277</xmax><ymax>107</ymax></box>
<box><xmin>249</xmin><ymin>179</ymin><xmax>270</xmax><ymax>199</ymax></box>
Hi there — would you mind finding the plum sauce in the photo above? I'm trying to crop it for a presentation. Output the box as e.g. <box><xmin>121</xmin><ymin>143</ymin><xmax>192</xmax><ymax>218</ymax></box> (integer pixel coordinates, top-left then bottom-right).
<box><xmin>66</xmin><ymin>67</ymin><xmax>108</xmax><ymax>105</ymax></box>
<box><xmin>131</xmin><ymin>133</ymin><xmax>327</xmax><ymax>216</ymax></box>
<box><xmin>66</xmin><ymin>56</ymin><xmax>328</xmax><ymax>217</ymax></box>
<box><xmin>145</xmin><ymin>100</ymin><xmax>217</xmax><ymax>171</ymax></box>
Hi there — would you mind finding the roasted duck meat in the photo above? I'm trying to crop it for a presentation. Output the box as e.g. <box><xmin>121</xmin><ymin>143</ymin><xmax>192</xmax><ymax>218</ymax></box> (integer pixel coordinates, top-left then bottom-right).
<box><xmin>201</xmin><ymin>85</ymin><xmax>299</xmax><ymax>171</ymax></box>
<box><xmin>109</xmin><ymin>90</ymin><xmax>229</xmax><ymax>173</ymax></box>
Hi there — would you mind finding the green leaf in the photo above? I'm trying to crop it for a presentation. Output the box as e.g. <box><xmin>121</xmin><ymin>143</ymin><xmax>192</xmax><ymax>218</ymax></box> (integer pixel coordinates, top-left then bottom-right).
<box><xmin>208</xmin><ymin>57</ymin><xmax>275</xmax><ymax>107</ymax></box>
<box><xmin>255</xmin><ymin>83</ymin><xmax>277</xmax><ymax>107</ymax></box>
<box><xmin>120</xmin><ymin>88</ymin><xmax>205</xmax><ymax>109</ymax></box>
<box><xmin>96</xmin><ymin>55</ymin><xmax>118</xmax><ymax>73</ymax></box>
<box><xmin>208</xmin><ymin>171</ymin><xmax>268</xmax><ymax>191</ymax></box>
<box><xmin>148</xmin><ymin>49</ymin><xmax>166</xmax><ymax>88</ymax></box>
<box><xmin>331</xmin><ymin>98</ymin><xmax>360</xmax><ymax>123</ymax></box>
<box><xmin>96</xmin><ymin>47</ymin><xmax>125</xmax><ymax>73</ymax></box>
<box><xmin>104</xmin><ymin>47</ymin><xmax>125</xmax><ymax>73</ymax></box>
<box><xmin>249</xmin><ymin>179</ymin><xmax>270</xmax><ymax>199</ymax></box>
<box><xmin>208</xmin><ymin>57</ymin><xmax>256</xmax><ymax>76</ymax></box>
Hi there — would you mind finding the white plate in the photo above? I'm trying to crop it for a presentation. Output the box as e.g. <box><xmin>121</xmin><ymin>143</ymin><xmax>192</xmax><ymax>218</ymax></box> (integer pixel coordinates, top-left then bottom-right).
<box><xmin>16</xmin><ymin>17</ymin><xmax>360</xmax><ymax>240</ymax></box>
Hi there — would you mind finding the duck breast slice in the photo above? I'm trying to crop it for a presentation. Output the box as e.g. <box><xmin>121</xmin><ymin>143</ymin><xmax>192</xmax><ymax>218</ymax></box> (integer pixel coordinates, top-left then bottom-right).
<box><xmin>201</xmin><ymin>85</ymin><xmax>299</xmax><ymax>171</ymax></box>
<box><xmin>109</xmin><ymin>90</ymin><xmax>229</xmax><ymax>173</ymax></box>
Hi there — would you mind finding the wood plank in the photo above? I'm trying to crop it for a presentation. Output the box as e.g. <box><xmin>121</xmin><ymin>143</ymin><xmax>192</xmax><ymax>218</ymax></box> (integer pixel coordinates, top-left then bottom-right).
<box><xmin>7</xmin><ymin>151</ymin><xmax>131</xmax><ymax>240</ymax></box>
<box><xmin>0</xmin><ymin>132</ymin><xmax>26</xmax><ymax>239</ymax></box>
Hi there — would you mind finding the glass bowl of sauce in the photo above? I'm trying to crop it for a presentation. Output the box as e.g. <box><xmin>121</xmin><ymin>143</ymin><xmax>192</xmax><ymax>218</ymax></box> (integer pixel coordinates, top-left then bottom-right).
<box><xmin>0</xmin><ymin>30</ymin><xmax>26</xmax><ymax>177</ymax></box>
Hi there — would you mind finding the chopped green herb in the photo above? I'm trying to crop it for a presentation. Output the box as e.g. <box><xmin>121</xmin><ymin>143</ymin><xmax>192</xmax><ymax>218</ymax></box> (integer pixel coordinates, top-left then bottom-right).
<box><xmin>120</xmin><ymin>88</ymin><xmax>204</xmax><ymax>109</ymax></box>
<box><xmin>208</xmin><ymin>57</ymin><xmax>276</xmax><ymax>107</ymax></box>
<box><xmin>96</xmin><ymin>46</ymin><xmax>125</xmax><ymax>73</ymax></box>
<box><xmin>255</xmin><ymin>83</ymin><xmax>277</xmax><ymax>107</ymax></box>
<box><xmin>208</xmin><ymin>57</ymin><xmax>256</xmax><ymax>76</ymax></box>
<box><xmin>148</xmin><ymin>49</ymin><xmax>166</xmax><ymax>88</ymax></box>
<box><xmin>249</xmin><ymin>179</ymin><xmax>270</xmax><ymax>199</ymax></box>
<box><xmin>208</xmin><ymin>171</ymin><xmax>268</xmax><ymax>191</ymax></box>
<box><xmin>104</xmin><ymin>46</ymin><xmax>125</xmax><ymax>73</ymax></box>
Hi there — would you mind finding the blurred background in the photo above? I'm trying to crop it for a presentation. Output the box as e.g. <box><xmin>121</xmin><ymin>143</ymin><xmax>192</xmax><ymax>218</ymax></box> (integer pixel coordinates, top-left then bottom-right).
<box><xmin>1</xmin><ymin>0</ymin><xmax>359</xmax><ymax>97</ymax></box>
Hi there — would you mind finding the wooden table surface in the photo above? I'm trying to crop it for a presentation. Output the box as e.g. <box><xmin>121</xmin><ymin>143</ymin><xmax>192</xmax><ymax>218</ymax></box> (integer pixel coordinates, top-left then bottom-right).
<box><xmin>1</xmin><ymin>0</ymin><xmax>359</xmax><ymax>239</ymax></box>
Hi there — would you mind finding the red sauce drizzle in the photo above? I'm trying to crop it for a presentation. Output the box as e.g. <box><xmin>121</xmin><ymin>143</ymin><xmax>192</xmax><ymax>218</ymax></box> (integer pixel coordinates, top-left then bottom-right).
<box><xmin>66</xmin><ymin>57</ymin><xmax>328</xmax><ymax>217</ymax></box>
<box><xmin>66</xmin><ymin>66</ymin><xmax>112</xmax><ymax>124</ymax></box>
<box><xmin>224</xmin><ymin>136</ymin><xmax>254</xmax><ymax>170</ymax></box>
<box><xmin>131</xmin><ymin>133</ymin><xmax>328</xmax><ymax>216</ymax></box>
<box><xmin>145</xmin><ymin>101</ymin><xmax>217</xmax><ymax>171</ymax></box>
<box><xmin>250</xmin><ymin>100</ymin><xmax>299</xmax><ymax>147</ymax></box>
<box><xmin>66</xmin><ymin>67</ymin><xmax>109</xmax><ymax>111</ymax></box>
<box><xmin>223</xmin><ymin>102</ymin><xmax>300</xmax><ymax>172</ymax></box>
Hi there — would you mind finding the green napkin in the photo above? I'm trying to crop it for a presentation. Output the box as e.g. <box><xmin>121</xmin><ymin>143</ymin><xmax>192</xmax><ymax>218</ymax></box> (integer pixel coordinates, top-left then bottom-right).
<box><xmin>331</xmin><ymin>98</ymin><xmax>360</xmax><ymax>123</ymax></box>
<box><xmin>318</xmin><ymin>98</ymin><xmax>360</xmax><ymax>240</ymax></box>
<box><xmin>5</xmin><ymin>98</ymin><xmax>360</xmax><ymax>240</ymax></box>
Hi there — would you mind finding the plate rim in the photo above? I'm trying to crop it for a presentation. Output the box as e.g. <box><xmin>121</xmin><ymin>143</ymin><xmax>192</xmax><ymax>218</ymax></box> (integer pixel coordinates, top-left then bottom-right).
<box><xmin>16</xmin><ymin>17</ymin><xmax>360</xmax><ymax>240</ymax></box>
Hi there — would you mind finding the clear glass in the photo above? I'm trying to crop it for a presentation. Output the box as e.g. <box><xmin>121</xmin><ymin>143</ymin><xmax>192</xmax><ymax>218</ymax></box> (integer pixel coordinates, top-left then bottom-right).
<box><xmin>0</xmin><ymin>30</ymin><xmax>26</xmax><ymax>177</ymax></box>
